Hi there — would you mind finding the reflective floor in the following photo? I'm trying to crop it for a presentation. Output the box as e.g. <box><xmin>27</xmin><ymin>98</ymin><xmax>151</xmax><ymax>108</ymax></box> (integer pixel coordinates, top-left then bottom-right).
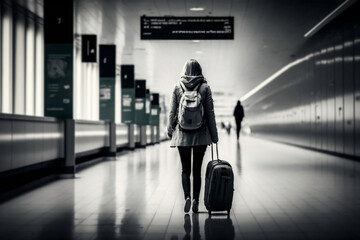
<box><xmin>0</xmin><ymin>133</ymin><xmax>360</xmax><ymax>240</ymax></box>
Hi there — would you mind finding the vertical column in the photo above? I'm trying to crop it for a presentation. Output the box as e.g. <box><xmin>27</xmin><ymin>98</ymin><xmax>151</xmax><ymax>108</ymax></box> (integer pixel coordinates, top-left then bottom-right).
<box><xmin>13</xmin><ymin>5</ymin><xmax>26</xmax><ymax>115</ymax></box>
<box><xmin>140</xmin><ymin>124</ymin><xmax>147</xmax><ymax>147</ymax></box>
<box><xmin>35</xmin><ymin>16</ymin><xmax>44</xmax><ymax>116</ymax></box>
<box><xmin>99</xmin><ymin>45</ymin><xmax>116</xmax><ymax>156</ymax></box>
<box><xmin>44</xmin><ymin>0</ymin><xmax>75</xmax><ymax>175</ymax></box>
<box><xmin>108</xmin><ymin>122</ymin><xmax>116</xmax><ymax>156</ymax></box>
<box><xmin>25</xmin><ymin>13</ymin><xmax>35</xmax><ymax>116</ymax></box>
<box><xmin>156</xmin><ymin>125</ymin><xmax>160</xmax><ymax>143</ymax></box>
<box><xmin>121</xmin><ymin>65</ymin><xmax>135</xmax><ymax>149</ymax></box>
<box><xmin>0</xmin><ymin>1</ymin><xmax>2</xmax><ymax>112</ymax></box>
<box><xmin>145</xmin><ymin>89</ymin><xmax>152</xmax><ymax>144</ymax></box>
<box><xmin>135</xmin><ymin>80</ymin><xmax>146</xmax><ymax>147</ymax></box>
<box><xmin>44</xmin><ymin>0</ymin><xmax>74</xmax><ymax>119</ymax></box>
<box><xmin>151</xmin><ymin>124</ymin><xmax>155</xmax><ymax>144</ymax></box>
<box><xmin>81</xmin><ymin>35</ymin><xmax>97</xmax><ymax>121</ymax></box>
<box><xmin>64</xmin><ymin>119</ymin><xmax>75</xmax><ymax>175</ymax></box>
<box><xmin>128</xmin><ymin>124</ymin><xmax>135</xmax><ymax>149</ymax></box>
<box><xmin>1</xmin><ymin>3</ymin><xmax>13</xmax><ymax>113</ymax></box>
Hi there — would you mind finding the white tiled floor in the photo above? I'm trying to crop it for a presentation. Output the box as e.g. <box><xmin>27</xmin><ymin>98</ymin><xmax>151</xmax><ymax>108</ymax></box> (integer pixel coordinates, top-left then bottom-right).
<box><xmin>0</xmin><ymin>133</ymin><xmax>360</xmax><ymax>240</ymax></box>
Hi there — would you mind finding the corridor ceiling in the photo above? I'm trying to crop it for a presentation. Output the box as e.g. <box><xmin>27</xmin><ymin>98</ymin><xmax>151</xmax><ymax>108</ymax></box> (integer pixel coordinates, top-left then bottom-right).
<box><xmin>21</xmin><ymin>0</ymin><xmax>343</xmax><ymax>117</ymax></box>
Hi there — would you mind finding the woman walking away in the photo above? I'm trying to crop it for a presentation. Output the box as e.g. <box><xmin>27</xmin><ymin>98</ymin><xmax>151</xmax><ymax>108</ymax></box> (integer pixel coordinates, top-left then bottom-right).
<box><xmin>167</xmin><ymin>59</ymin><xmax>218</xmax><ymax>213</ymax></box>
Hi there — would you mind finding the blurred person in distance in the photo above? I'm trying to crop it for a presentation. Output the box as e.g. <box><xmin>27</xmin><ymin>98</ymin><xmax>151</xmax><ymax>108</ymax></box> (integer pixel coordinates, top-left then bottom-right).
<box><xmin>233</xmin><ymin>100</ymin><xmax>245</xmax><ymax>141</ymax></box>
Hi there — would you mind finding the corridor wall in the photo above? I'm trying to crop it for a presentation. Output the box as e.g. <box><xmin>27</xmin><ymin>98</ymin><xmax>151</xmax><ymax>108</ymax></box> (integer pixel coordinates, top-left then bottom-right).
<box><xmin>243</xmin><ymin>2</ymin><xmax>360</xmax><ymax>158</ymax></box>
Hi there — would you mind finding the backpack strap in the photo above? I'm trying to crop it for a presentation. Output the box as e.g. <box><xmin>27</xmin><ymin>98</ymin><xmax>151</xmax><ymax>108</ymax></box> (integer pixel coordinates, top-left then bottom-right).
<box><xmin>179</xmin><ymin>81</ymin><xmax>187</xmax><ymax>92</ymax></box>
<box><xmin>193</xmin><ymin>82</ymin><xmax>203</xmax><ymax>92</ymax></box>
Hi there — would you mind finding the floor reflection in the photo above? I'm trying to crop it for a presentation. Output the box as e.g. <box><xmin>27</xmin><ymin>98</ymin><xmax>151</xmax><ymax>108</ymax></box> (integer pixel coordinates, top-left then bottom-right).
<box><xmin>205</xmin><ymin>215</ymin><xmax>235</xmax><ymax>240</ymax></box>
<box><xmin>183</xmin><ymin>214</ymin><xmax>191</xmax><ymax>240</ymax></box>
<box><xmin>97</xmin><ymin>161</ymin><xmax>117</xmax><ymax>239</ymax></box>
<box><xmin>2</xmin><ymin>134</ymin><xmax>360</xmax><ymax>240</ymax></box>
<box><xmin>36</xmin><ymin>184</ymin><xmax>75</xmax><ymax>240</ymax></box>
<box><xmin>172</xmin><ymin>213</ymin><xmax>235</xmax><ymax>240</ymax></box>
<box><xmin>192</xmin><ymin>214</ymin><xmax>201</xmax><ymax>240</ymax></box>
<box><xmin>119</xmin><ymin>150</ymin><xmax>147</xmax><ymax>238</ymax></box>
<box><xmin>235</xmin><ymin>142</ymin><xmax>242</xmax><ymax>176</ymax></box>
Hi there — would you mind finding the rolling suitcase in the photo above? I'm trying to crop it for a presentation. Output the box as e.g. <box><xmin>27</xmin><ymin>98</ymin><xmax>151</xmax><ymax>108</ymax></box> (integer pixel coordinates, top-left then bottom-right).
<box><xmin>204</xmin><ymin>143</ymin><xmax>234</xmax><ymax>216</ymax></box>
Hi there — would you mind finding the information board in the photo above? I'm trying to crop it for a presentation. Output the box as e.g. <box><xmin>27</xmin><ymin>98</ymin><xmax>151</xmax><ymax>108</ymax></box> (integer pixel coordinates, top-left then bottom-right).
<box><xmin>145</xmin><ymin>89</ymin><xmax>151</xmax><ymax>125</ymax></box>
<box><xmin>99</xmin><ymin>45</ymin><xmax>116</xmax><ymax>122</ymax></box>
<box><xmin>150</xmin><ymin>93</ymin><xmax>160</xmax><ymax>126</ymax></box>
<box><xmin>121</xmin><ymin>65</ymin><xmax>135</xmax><ymax>124</ymax></box>
<box><xmin>141</xmin><ymin>16</ymin><xmax>234</xmax><ymax>40</ymax></box>
<box><xmin>135</xmin><ymin>80</ymin><xmax>147</xmax><ymax>125</ymax></box>
<box><xmin>44</xmin><ymin>0</ymin><xmax>73</xmax><ymax>119</ymax></box>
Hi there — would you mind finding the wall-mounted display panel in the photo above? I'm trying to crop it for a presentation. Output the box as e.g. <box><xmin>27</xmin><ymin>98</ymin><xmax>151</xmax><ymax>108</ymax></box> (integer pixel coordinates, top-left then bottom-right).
<box><xmin>141</xmin><ymin>16</ymin><xmax>234</xmax><ymax>40</ymax></box>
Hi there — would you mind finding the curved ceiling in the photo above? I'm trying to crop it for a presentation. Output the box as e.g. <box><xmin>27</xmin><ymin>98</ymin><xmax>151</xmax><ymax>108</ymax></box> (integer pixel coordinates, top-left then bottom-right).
<box><xmin>17</xmin><ymin>0</ymin><xmax>344</xmax><ymax>118</ymax></box>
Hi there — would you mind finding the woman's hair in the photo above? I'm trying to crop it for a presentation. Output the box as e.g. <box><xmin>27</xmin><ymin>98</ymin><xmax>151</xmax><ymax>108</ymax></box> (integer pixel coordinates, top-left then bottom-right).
<box><xmin>181</xmin><ymin>59</ymin><xmax>203</xmax><ymax>77</ymax></box>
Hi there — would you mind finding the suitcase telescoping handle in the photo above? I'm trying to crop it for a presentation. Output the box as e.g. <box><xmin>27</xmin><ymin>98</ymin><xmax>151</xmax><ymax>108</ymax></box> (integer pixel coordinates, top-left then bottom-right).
<box><xmin>211</xmin><ymin>143</ymin><xmax>219</xmax><ymax>161</ymax></box>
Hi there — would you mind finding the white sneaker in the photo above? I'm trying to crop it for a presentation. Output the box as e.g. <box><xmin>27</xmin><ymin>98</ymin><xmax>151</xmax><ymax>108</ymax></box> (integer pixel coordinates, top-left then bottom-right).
<box><xmin>184</xmin><ymin>197</ymin><xmax>191</xmax><ymax>213</ymax></box>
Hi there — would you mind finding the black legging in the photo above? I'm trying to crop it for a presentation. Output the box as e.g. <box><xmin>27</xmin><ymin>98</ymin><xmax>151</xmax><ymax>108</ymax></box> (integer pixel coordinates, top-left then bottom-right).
<box><xmin>178</xmin><ymin>145</ymin><xmax>207</xmax><ymax>202</ymax></box>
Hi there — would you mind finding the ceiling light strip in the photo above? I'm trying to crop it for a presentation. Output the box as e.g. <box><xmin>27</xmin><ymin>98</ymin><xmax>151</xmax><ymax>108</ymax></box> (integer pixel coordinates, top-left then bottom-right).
<box><xmin>240</xmin><ymin>55</ymin><xmax>311</xmax><ymax>102</ymax></box>
<box><xmin>304</xmin><ymin>0</ymin><xmax>357</xmax><ymax>38</ymax></box>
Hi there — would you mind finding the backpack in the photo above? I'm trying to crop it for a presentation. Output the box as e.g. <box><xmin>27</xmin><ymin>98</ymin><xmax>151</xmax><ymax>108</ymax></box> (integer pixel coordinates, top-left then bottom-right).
<box><xmin>177</xmin><ymin>81</ymin><xmax>204</xmax><ymax>130</ymax></box>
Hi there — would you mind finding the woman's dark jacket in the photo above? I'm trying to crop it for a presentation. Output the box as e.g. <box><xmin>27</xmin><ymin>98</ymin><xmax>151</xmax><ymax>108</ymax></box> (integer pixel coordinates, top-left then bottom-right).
<box><xmin>167</xmin><ymin>76</ymin><xmax>218</xmax><ymax>147</ymax></box>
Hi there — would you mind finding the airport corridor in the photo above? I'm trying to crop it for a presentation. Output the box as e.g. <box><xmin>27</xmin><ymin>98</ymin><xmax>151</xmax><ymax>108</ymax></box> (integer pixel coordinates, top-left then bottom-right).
<box><xmin>1</xmin><ymin>1</ymin><xmax>360</xmax><ymax>240</ymax></box>
<box><xmin>0</xmin><ymin>133</ymin><xmax>359</xmax><ymax>240</ymax></box>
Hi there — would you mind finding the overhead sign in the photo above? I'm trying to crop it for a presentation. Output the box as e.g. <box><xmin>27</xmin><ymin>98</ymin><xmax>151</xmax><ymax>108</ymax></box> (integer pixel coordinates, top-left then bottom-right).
<box><xmin>44</xmin><ymin>0</ymin><xmax>73</xmax><ymax>119</ymax></box>
<box><xmin>141</xmin><ymin>16</ymin><xmax>234</xmax><ymax>40</ymax></box>
<box><xmin>44</xmin><ymin>0</ymin><xmax>73</xmax><ymax>44</ymax></box>
<box><xmin>99</xmin><ymin>45</ymin><xmax>116</xmax><ymax>122</ymax></box>
<box><xmin>81</xmin><ymin>35</ymin><xmax>97</xmax><ymax>62</ymax></box>
<box><xmin>121</xmin><ymin>65</ymin><xmax>135</xmax><ymax>124</ymax></box>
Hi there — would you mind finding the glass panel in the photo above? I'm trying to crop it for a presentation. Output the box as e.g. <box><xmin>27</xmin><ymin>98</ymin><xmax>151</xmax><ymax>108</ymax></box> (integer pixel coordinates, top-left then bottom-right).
<box><xmin>13</xmin><ymin>9</ymin><xmax>26</xmax><ymax>114</ymax></box>
<box><xmin>25</xmin><ymin>15</ymin><xmax>35</xmax><ymax>115</ymax></box>
<box><xmin>95</xmin><ymin>63</ymin><xmax>99</xmax><ymax>121</ymax></box>
<box><xmin>0</xmin><ymin>3</ymin><xmax>2</xmax><ymax>112</ymax></box>
<box><xmin>35</xmin><ymin>21</ymin><xmax>43</xmax><ymax>116</ymax></box>
<box><xmin>1</xmin><ymin>5</ymin><xmax>13</xmax><ymax>113</ymax></box>
<box><xmin>74</xmin><ymin>47</ymin><xmax>82</xmax><ymax>119</ymax></box>
<box><xmin>86</xmin><ymin>63</ymin><xmax>91</xmax><ymax>119</ymax></box>
<box><xmin>115</xmin><ymin>67</ymin><xmax>121</xmax><ymax>123</ymax></box>
<box><xmin>90</xmin><ymin>63</ymin><xmax>98</xmax><ymax>121</ymax></box>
